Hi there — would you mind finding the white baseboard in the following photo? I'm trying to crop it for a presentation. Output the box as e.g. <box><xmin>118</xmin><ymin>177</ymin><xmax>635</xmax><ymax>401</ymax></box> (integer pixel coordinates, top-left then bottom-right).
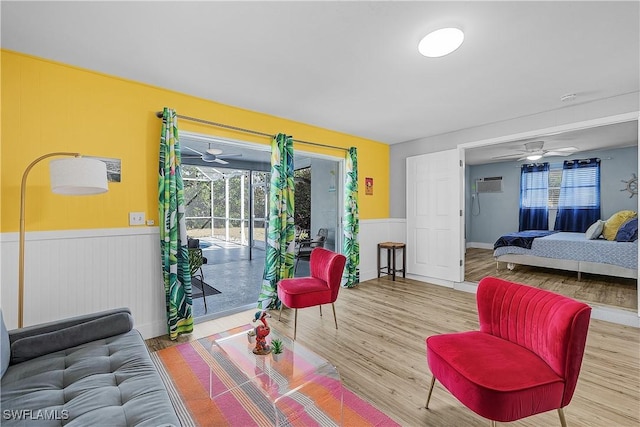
<box><xmin>466</xmin><ymin>242</ymin><xmax>494</xmax><ymax>250</ymax></box>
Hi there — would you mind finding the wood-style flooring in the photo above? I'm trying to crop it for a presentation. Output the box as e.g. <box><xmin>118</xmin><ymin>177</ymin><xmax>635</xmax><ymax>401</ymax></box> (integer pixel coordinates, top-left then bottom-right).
<box><xmin>465</xmin><ymin>247</ymin><xmax>638</xmax><ymax>311</ymax></box>
<box><xmin>147</xmin><ymin>276</ymin><xmax>640</xmax><ymax>426</ymax></box>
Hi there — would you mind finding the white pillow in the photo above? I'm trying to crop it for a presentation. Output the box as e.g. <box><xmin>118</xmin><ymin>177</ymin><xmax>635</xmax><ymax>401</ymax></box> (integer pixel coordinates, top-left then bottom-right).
<box><xmin>585</xmin><ymin>220</ymin><xmax>604</xmax><ymax>240</ymax></box>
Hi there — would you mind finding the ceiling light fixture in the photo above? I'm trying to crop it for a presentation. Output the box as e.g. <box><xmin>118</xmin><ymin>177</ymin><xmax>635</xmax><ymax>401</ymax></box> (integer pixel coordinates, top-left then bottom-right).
<box><xmin>418</xmin><ymin>28</ymin><xmax>465</xmax><ymax>58</ymax></box>
<box><xmin>527</xmin><ymin>154</ymin><xmax>543</xmax><ymax>161</ymax></box>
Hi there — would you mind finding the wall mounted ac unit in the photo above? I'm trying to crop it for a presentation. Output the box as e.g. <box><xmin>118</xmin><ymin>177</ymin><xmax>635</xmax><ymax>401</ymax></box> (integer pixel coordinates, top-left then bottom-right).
<box><xmin>476</xmin><ymin>176</ymin><xmax>503</xmax><ymax>193</ymax></box>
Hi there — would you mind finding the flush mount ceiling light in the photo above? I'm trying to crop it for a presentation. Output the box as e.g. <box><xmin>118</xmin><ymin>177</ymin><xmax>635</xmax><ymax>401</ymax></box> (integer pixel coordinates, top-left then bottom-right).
<box><xmin>527</xmin><ymin>154</ymin><xmax>543</xmax><ymax>161</ymax></box>
<box><xmin>206</xmin><ymin>145</ymin><xmax>223</xmax><ymax>155</ymax></box>
<box><xmin>418</xmin><ymin>27</ymin><xmax>465</xmax><ymax>58</ymax></box>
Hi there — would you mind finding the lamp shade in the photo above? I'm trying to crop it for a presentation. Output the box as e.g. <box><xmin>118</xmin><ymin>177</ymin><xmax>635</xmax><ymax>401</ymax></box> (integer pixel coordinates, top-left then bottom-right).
<box><xmin>49</xmin><ymin>157</ymin><xmax>109</xmax><ymax>195</ymax></box>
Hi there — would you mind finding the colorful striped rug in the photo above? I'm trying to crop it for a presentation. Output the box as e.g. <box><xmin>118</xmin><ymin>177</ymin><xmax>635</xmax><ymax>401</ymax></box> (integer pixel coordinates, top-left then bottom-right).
<box><xmin>151</xmin><ymin>325</ymin><xmax>399</xmax><ymax>426</ymax></box>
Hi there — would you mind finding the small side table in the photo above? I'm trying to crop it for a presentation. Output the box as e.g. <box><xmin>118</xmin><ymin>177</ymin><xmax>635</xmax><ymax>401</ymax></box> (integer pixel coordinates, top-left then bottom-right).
<box><xmin>377</xmin><ymin>242</ymin><xmax>406</xmax><ymax>281</ymax></box>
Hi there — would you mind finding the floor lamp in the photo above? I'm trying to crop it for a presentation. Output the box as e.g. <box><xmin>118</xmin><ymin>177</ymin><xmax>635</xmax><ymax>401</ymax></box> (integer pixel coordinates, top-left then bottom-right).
<box><xmin>19</xmin><ymin>153</ymin><xmax>109</xmax><ymax>328</ymax></box>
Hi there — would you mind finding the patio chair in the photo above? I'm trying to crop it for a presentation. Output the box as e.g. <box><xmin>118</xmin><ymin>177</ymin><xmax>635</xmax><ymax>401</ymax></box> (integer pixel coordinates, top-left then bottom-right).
<box><xmin>188</xmin><ymin>244</ymin><xmax>209</xmax><ymax>313</ymax></box>
<box><xmin>294</xmin><ymin>228</ymin><xmax>328</xmax><ymax>273</ymax></box>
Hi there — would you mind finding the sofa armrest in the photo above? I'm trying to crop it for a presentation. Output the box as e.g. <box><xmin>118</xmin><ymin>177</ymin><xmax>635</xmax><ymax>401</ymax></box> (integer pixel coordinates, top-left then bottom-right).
<box><xmin>8</xmin><ymin>308</ymin><xmax>134</xmax><ymax>364</ymax></box>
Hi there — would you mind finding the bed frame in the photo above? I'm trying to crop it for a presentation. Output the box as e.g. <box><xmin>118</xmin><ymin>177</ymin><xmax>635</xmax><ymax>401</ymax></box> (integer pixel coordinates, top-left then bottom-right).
<box><xmin>495</xmin><ymin>253</ymin><xmax>638</xmax><ymax>280</ymax></box>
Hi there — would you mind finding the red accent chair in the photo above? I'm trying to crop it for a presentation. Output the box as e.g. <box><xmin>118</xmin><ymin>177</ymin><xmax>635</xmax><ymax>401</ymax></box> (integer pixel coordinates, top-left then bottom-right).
<box><xmin>425</xmin><ymin>276</ymin><xmax>591</xmax><ymax>427</ymax></box>
<box><xmin>278</xmin><ymin>247</ymin><xmax>347</xmax><ymax>340</ymax></box>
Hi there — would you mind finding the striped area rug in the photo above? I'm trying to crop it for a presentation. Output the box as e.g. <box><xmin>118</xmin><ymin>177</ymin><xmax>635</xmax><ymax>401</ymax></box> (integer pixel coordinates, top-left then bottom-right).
<box><xmin>151</xmin><ymin>325</ymin><xmax>399</xmax><ymax>426</ymax></box>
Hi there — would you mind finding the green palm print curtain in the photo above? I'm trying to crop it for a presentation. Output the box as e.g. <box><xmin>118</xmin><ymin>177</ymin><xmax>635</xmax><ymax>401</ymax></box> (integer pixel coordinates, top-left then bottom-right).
<box><xmin>343</xmin><ymin>147</ymin><xmax>360</xmax><ymax>288</ymax></box>
<box><xmin>257</xmin><ymin>133</ymin><xmax>295</xmax><ymax>309</ymax></box>
<box><xmin>159</xmin><ymin>107</ymin><xmax>193</xmax><ymax>340</ymax></box>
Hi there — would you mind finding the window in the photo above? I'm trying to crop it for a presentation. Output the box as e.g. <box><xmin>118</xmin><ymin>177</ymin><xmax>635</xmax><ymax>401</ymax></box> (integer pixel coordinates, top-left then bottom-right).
<box><xmin>519</xmin><ymin>163</ymin><xmax>549</xmax><ymax>231</ymax></box>
<box><xmin>554</xmin><ymin>158</ymin><xmax>601</xmax><ymax>232</ymax></box>
<box><xmin>548</xmin><ymin>168</ymin><xmax>562</xmax><ymax>208</ymax></box>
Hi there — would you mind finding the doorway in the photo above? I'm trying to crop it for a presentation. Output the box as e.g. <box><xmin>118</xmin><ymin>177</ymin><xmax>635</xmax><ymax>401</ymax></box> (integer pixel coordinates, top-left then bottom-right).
<box><xmin>179</xmin><ymin>131</ymin><xmax>344</xmax><ymax>322</ymax></box>
<box><xmin>460</xmin><ymin>113</ymin><xmax>640</xmax><ymax>323</ymax></box>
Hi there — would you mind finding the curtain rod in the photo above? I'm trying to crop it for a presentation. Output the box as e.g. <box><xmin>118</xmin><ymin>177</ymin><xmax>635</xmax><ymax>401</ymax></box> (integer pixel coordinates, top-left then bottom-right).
<box><xmin>156</xmin><ymin>111</ymin><xmax>348</xmax><ymax>152</ymax></box>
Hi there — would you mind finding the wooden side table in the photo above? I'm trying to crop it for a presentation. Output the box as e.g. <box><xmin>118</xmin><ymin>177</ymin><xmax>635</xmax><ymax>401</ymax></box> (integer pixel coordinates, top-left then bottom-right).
<box><xmin>377</xmin><ymin>242</ymin><xmax>406</xmax><ymax>281</ymax></box>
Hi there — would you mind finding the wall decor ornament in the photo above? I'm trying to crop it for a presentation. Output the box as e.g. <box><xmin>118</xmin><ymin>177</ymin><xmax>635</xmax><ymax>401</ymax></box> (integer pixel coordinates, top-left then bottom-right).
<box><xmin>87</xmin><ymin>156</ymin><xmax>122</xmax><ymax>182</ymax></box>
<box><xmin>620</xmin><ymin>173</ymin><xmax>637</xmax><ymax>198</ymax></box>
<box><xmin>365</xmin><ymin>177</ymin><xmax>373</xmax><ymax>195</ymax></box>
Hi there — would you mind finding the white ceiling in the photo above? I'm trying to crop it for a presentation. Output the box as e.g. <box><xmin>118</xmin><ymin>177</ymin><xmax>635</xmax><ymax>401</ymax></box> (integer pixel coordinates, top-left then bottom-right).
<box><xmin>2</xmin><ymin>1</ymin><xmax>638</xmax><ymax>153</ymax></box>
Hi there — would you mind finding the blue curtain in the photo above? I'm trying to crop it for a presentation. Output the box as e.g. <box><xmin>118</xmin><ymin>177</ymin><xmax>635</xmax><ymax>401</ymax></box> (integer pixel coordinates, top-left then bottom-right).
<box><xmin>519</xmin><ymin>163</ymin><xmax>549</xmax><ymax>231</ymax></box>
<box><xmin>554</xmin><ymin>158</ymin><xmax>601</xmax><ymax>232</ymax></box>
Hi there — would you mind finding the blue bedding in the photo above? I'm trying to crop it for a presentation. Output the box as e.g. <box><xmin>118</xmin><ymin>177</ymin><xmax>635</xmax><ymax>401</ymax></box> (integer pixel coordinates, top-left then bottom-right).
<box><xmin>493</xmin><ymin>230</ymin><xmax>558</xmax><ymax>250</ymax></box>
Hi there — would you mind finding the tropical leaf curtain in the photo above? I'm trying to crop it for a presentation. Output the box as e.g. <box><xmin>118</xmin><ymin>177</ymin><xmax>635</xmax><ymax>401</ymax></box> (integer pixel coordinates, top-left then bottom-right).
<box><xmin>159</xmin><ymin>107</ymin><xmax>193</xmax><ymax>340</ymax></box>
<box><xmin>257</xmin><ymin>133</ymin><xmax>295</xmax><ymax>309</ymax></box>
<box><xmin>343</xmin><ymin>147</ymin><xmax>360</xmax><ymax>288</ymax></box>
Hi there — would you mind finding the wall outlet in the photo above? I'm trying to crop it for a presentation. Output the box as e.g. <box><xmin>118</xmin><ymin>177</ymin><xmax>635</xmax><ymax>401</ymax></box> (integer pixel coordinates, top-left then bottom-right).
<box><xmin>129</xmin><ymin>212</ymin><xmax>145</xmax><ymax>226</ymax></box>
<box><xmin>146</xmin><ymin>219</ymin><xmax>155</xmax><ymax>226</ymax></box>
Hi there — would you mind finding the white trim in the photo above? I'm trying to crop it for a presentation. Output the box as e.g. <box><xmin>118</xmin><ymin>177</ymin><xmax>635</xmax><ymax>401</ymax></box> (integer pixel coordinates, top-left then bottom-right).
<box><xmin>0</xmin><ymin>227</ymin><xmax>159</xmax><ymax>242</ymax></box>
<box><xmin>466</xmin><ymin>242</ymin><xmax>494</xmax><ymax>250</ymax></box>
<box><xmin>459</xmin><ymin>112</ymin><xmax>639</xmax><ymax>151</ymax></box>
<box><xmin>591</xmin><ymin>305</ymin><xmax>640</xmax><ymax>328</ymax></box>
<box><xmin>361</xmin><ymin>218</ymin><xmax>396</xmax><ymax>224</ymax></box>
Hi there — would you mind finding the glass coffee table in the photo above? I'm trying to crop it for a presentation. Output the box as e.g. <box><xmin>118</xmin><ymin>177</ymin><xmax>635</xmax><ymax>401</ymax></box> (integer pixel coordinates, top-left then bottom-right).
<box><xmin>209</xmin><ymin>326</ymin><xmax>343</xmax><ymax>426</ymax></box>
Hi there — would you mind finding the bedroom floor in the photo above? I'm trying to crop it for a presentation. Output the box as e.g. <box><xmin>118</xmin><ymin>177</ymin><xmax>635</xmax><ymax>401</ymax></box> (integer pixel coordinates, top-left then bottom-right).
<box><xmin>465</xmin><ymin>248</ymin><xmax>638</xmax><ymax>311</ymax></box>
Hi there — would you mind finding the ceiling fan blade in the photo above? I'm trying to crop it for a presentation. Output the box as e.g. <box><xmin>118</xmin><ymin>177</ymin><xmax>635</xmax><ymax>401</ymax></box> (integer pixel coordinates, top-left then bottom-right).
<box><xmin>217</xmin><ymin>153</ymin><xmax>243</xmax><ymax>159</ymax></box>
<box><xmin>552</xmin><ymin>146</ymin><xmax>579</xmax><ymax>152</ymax></box>
<box><xmin>543</xmin><ymin>151</ymin><xmax>573</xmax><ymax>157</ymax></box>
<box><xmin>185</xmin><ymin>146</ymin><xmax>203</xmax><ymax>155</ymax></box>
<box><xmin>491</xmin><ymin>153</ymin><xmax>524</xmax><ymax>159</ymax></box>
<box><xmin>214</xmin><ymin>158</ymin><xmax>229</xmax><ymax>165</ymax></box>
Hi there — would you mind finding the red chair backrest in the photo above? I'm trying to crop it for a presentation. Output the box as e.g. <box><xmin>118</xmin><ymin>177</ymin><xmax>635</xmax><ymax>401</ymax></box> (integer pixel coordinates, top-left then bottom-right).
<box><xmin>476</xmin><ymin>276</ymin><xmax>591</xmax><ymax>406</ymax></box>
<box><xmin>310</xmin><ymin>248</ymin><xmax>347</xmax><ymax>302</ymax></box>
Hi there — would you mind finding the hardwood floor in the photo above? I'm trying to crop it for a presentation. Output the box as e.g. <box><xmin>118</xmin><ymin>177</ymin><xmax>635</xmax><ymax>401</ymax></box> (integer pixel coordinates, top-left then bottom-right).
<box><xmin>465</xmin><ymin>247</ymin><xmax>638</xmax><ymax>311</ymax></box>
<box><xmin>147</xmin><ymin>277</ymin><xmax>640</xmax><ymax>427</ymax></box>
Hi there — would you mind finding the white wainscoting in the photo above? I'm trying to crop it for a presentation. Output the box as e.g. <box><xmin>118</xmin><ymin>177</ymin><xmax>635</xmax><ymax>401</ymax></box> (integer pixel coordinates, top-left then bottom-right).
<box><xmin>0</xmin><ymin>220</ymin><xmax>402</xmax><ymax>338</ymax></box>
<box><xmin>1</xmin><ymin>227</ymin><xmax>167</xmax><ymax>338</ymax></box>
<box><xmin>358</xmin><ymin>218</ymin><xmax>406</xmax><ymax>282</ymax></box>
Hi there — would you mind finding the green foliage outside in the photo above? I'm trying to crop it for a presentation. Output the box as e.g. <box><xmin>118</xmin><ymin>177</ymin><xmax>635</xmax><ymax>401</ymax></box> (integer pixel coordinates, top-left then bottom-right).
<box><xmin>295</xmin><ymin>167</ymin><xmax>311</xmax><ymax>230</ymax></box>
<box><xmin>182</xmin><ymin>165</ymin><xmax>311</xmax><ymax>237</ymax></box>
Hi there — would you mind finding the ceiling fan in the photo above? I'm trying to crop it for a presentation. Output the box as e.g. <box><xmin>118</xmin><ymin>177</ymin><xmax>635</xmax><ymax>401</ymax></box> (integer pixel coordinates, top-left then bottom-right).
<box><xmin>492</xmin><ymin>141</ymin><xmax>579</xmax><ymax>161</ymax></box>
<box><xmin>182</xmin><ymin>145</ymin><xmax>242</xmax><ymax>165</ymax></box>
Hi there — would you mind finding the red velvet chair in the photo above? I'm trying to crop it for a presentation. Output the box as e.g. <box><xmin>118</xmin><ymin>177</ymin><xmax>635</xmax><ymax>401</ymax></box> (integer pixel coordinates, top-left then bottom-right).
<box><xmin>425</xmin><ymin>276</ymin><xmax>591</xmax><ymax>426</ymax></box>
<box><xmin>277</xmin><ymin>247</ymin><xmax>346</xmax><ymax>340</ymax></box>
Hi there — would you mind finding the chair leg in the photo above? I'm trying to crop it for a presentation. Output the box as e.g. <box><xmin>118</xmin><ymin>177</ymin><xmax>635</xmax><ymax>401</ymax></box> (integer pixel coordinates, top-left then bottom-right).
<box><xmin>331</xmin><ymin>303</ymin><xmax>338</xmax><ymax>330</ymax></box>
<box><xmin>558</xmin><ymin>408</ymin><xmax>567</xmax><ymax>427</ymax></box>
<box><xmin>490</xmin><ymin>421</ymin><xmax>496</xmax><ymax>427</ymax></box>
<box><xmin>199</xmin><ymin>268</ymin><xmax>208</xmax><ymax>313</ymax></box>
<box><xmin>293</xmin><ymin>309</ymin><xmax>298</xmax><ymax>340</ymax></box>
<box><xmin>319</xmin><ymin>305</ymin><xmax>322</xmax><ymax>317</ymax></box>
<box><xmin>425</xmin><ymin>376</ymin><xmax>436</xmax><ymax>409</ymax></box>
<box><xmin>278</xmin><ymin>304</ymin><xmax>283</xmax><ymax>321</ymax></box>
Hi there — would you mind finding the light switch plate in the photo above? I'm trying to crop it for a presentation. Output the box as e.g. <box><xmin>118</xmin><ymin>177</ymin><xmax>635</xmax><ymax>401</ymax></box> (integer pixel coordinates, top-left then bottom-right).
<box><xmin>129</xmin><ymin>212</ymin><xmax>145</xmax><ymax>226</ymax></box>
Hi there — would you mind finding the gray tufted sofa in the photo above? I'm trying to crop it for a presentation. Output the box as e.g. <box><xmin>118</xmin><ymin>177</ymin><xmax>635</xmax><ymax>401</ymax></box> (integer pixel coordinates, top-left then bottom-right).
<box><xmin>1</xmin><ymin>308</ymin><xmax>180</xmax><ymax>426</ymax></box>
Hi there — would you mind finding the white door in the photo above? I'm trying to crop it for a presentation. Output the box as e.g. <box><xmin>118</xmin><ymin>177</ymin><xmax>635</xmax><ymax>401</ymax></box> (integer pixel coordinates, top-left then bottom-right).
<box><xmin>406</xmin><ymin>149</ymin><xmax>463</xmax><ymax>282</ymax></box>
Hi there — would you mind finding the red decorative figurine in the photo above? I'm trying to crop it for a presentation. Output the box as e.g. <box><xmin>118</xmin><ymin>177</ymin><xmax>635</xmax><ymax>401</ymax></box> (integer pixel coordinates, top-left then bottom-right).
<box><xmin>252</xmin><ymin>310</ymin><xmax>271</xmax><ymax>355</ymax></box>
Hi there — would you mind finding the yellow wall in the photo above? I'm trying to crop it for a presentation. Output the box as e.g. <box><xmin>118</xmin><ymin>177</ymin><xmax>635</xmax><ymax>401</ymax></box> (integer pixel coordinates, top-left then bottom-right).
<box><xmin>1</xmin><ymin>50</ymin><xmax>389</xmax><ymax>232</ymax></box>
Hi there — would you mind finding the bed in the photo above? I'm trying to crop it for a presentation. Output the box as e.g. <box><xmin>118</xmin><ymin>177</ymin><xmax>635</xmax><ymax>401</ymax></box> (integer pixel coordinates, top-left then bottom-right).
<box><xmin>493</xmin><ymin>231</ymin><xmax>638</xmax><ymax>280</ymax></box>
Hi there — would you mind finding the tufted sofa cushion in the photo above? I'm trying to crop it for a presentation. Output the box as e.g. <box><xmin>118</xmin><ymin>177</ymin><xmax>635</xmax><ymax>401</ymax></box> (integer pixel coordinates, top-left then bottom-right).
<box><xmin>1</xmin><ymin>328</ymin><xmax>179</xmax><ymax>426</ymax></box>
